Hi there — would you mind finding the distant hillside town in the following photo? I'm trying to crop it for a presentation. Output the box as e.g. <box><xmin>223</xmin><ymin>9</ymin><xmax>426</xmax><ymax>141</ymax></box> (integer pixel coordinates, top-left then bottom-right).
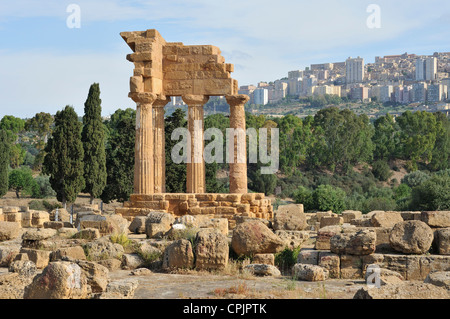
<box><xmin>236</xmin><ymin>52</ymin><xmax>450</xmax><ymax>111</ymax></box>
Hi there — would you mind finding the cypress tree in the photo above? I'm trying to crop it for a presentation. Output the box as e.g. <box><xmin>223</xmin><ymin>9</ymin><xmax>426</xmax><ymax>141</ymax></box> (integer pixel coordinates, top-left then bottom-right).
<box><xmin>43</xmin><ymin>106</ymin><xmax>85</xmax><ymax>208</ymax></box>
<box><xmin>81</xmin><ymin>83</ymin><xmax>107</xmax><ymax>203</ymax></box>
<box><xmin>0</xmin><ymin>129</ymin><xmax>10</xmax><ymax>197</ymax></box>
<box><xmin>101</xmin><ymin>108</ymin><xmax>136</xmax><ymax>203</ymax></box>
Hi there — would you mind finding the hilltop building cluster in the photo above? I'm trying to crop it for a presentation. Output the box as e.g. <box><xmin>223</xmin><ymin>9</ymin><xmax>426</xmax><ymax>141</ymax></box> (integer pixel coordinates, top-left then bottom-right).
<box><xmin>238</xmin><ymin>52</ymin><xmax>450</xmax><ymax>110</ymax></box>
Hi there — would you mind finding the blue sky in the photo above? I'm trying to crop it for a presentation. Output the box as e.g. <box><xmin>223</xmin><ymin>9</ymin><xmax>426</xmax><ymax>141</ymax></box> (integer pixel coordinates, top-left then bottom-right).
<box><xmin>1</xmin><ymin>0</ymin><xmax>450</xmax><ymax>119</ymax></box>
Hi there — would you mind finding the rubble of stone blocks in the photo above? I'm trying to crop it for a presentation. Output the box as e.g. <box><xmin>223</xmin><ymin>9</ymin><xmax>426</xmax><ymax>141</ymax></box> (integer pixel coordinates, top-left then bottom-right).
<box><xmin>295</xmin><ymin>209</ymin><xmax>450</xmax><ymax>283</ymax></box>
<box><xmin>116</xmin><ymin>193</ymin><xmax>273</xmax><ymax>229</ymax></box>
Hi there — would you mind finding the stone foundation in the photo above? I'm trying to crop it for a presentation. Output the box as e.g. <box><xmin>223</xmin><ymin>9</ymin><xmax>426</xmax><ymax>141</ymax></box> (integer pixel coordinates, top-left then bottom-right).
<box><xmin>116</xmin><ymin>193</ymin><xmax>273</xmax><ymax>229</ymax></box>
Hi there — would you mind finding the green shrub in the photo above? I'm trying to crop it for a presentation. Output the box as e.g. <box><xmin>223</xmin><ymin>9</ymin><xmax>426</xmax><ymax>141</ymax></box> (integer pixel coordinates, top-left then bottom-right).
<box><xmin>372</xmin><ymin>160</ymin><xmax>392</xmax><ymax>181</ymax></box>
<box><xmin>311</xmin><ymin>184</ymin><xmax>346</xmax><ymax>214</ymax></box>
<box><xmin>411</xmin><ymin>174</ymin><xmax>450</xmax><ymax>210</ymax></box>
<box><xmin>401</xmin><ymin>170</ymin><xmax>430</xmax><ymax>188</ymax></box>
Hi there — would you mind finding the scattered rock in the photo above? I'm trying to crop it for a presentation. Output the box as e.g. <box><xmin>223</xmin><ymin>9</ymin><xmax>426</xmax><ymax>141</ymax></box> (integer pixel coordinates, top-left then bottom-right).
<box><xmin>424</xmin><ymin>271</ymin><xmax>450</xmax><ymax>290</ymax></box>
<box><xmin>0</xmin><ymin>221</ymin><xmax>20</xmax><ymax>241</ymax></box>
<box><xmin>73</xmin><ymin>228</ymin><xmax>101</xmax><ymax>240</ymax></box>
<box><xmin>353</xmin><ymin>282</ymin><xmax>449</xmax><ymax>299</ymax></box>
<box><xmin>121</xmin><ymin>253</ymin><xmax>145</xmax><ymax>270</ymax></box>
<box><xmin>131</xmin><ymin>268</ymin><xmax>152</xmax><ymax>276</ymax></box>
<box><xmin>371</xmin><ymin>211</ymin><xmax>403</xmax><ymax>228</ymax></box>
<box><xmin>275</xmin><ymin>230</ymin><xmax>309</xmax><ymax>250</ymax></box>
<box><xmin>50</xmin><ymin>246</ymin><xmax>86</xmax><ymax>261</ymax></box>
<box><xmin>83</xmin><ymin>239</ymin><xmax>124</xmax><ymax>261</ymax></box>
<box><xmin>97</xmin><ymin>279</ymin><xmax>139</xmax><ymax>299</ymax></box>
<box><xmin>129</xmin><ymin>216</ymin><xmax>147</xmax><ymax>234</ymax></box>
<box><xmin>273</xmin><ymin>204</ymin><xmax>306</xmax><ymax>231</ymax></box>
<box><xmin>8</xmin><ymin>260</ymin><xmax>37</xmax><ymax>278</ymax></box>
<box><xmin>244</xmin><ymin>264</ymin><xmax>281</xmax><ymax>277</ymax></box>
<box><xmin>145</xmin><ymin>211</ymin><xmax>175</xmax><ymax>239</ymax></box>
<box><xmin>195</xmin><ymin>229</ymin><xmax>229</xmax><ymax>271</ymax></box>
<box><xmin>389</xmin><ymin>220</ymin><xmax>434</xmax><ymax>254</ymax></box>
<box><xmin>24</xmin><ymin>261</ymin><xmax>89</xmax><ymax>299</ymax></box>
<box><xmin>330</xmin><ymin>229</ymin><xmax>376</xmax><ymax>255</ymax></box>
<box><xmin>421</xmin><ymin>211</ymin><xmax>450</xmax><ymax>228</ymax></box>
<box><xmin>76</xmin><ymin>260</ymin><xmax>110</xmax><ymax>293</ymax></box>
<box><xmin>231</xmin><ymin>221</ymin><xmax>284</xmax><ymax>256</ymax></box>
<box><xmin>292</xmin><ymin>263</ymin><xmax>329</xmax><ymax>281</ymax></box>
<box><xmin>434</xmin><ymin>228</ymin><xmax>450</xmax><ymax>255</ymax></box>
<box><xmin>252</xmin><ymin>254</ymin><xmax>275</xmax><ymax>266</ymax></box>
<box><xmin>162</xmin><ymin>239</ymin><xmax>194</xmax><ymax>270</ymax></box>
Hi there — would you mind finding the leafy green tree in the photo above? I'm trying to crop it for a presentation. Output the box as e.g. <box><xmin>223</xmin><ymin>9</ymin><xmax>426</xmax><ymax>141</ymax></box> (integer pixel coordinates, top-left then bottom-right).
<box><xmin>25</xmin><ymin>112</ymin><xmax>53</xmax><ymax>170</ymax></box>
<box><xmin>81</xmin><ymin>83</ymin><xmax>107</xmax><ymax>203</ymax></box>
<box><xmin>0</xmin><ymin>130</ymin><xmax>10</xmax><ymax>197</ymax></box>
<box><xmin>310</xmin><ymin>184</ymin><xmax>346</xmax><ymax>214</ymax></box>
<box><xmin>372</xmin><ymin>113</ymin><xmax>400</xmax><ymax>160</ymax></box>
<box><xmin>293</xmin><ymin>186</ymin><xmax>313</xmax><ymax>211</ymax></box>
<box><xmin>397</xmin><ymin>111</ymin><xmax>438</xmax><ymax>170</ymax></box>
<box><xmin>32</xmin><ymin>175</ymin><xmax>57</xmax><ymax>199</ymax></box>
<box><xmin>165</xmin><ymin>108</ymin><xmax>187</xmax><ymax>193</ymax></box>
<box><xmin>372</xmin><ymin>160</ymin><xmax>392</xmax><ymax>181</ymax></box>
<box><xmin>8</xmin><ymin>167</ymin><xmax>36</xmax><ymax>198</ymax></box>
<box><xmin>248</xmin><ymin>162</ymin><xmax>278</xmax><ymax>195</ymax></box>
<box><xmin>411</xmin><ymin>173</ymin><xmax>450</xmax><ymax>210</ymax></box>
<box><xmin>1</xmin><ymin>115</ymin><xmax>26</xmax><ymax>168</ymax></box>
<box><xmin>429</xmin><ymin>112</ymin><xmax>450</xmax><ymax>171</ymax></box>
<box><xmin>43</xmin><ymin>106</ymin><xmax>85</xmax><ymax>207</ymax></box>
<box><xmin>101</xmin><ymin>108</ymin><xmax>136</xmax><ymax>203</ymax></box>
<box><xmin>401</xmin><ymin>170</ymin><xmax>430</xmax><ymax>188</ymax></box>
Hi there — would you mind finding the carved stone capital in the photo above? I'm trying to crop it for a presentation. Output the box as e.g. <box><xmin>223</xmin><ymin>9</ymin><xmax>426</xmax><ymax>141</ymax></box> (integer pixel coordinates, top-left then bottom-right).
<box><xmin>225</xmin><ymin>94</ymin><xmax>250</xmax><ymax>106</ymax></box>
<box><xmin>129</xmin><ymin>92</ymin><xmax>157</xmax><ymax>104</ymax></box>
<box><xmin>182</xmin><ymin>94</ymin><xmax>209</xmax><ymax>106</ymax></box>
<box><xmin>153</xmin><ymin>95</ymin><xmax>172</xmax><ymax>108</ymax></box>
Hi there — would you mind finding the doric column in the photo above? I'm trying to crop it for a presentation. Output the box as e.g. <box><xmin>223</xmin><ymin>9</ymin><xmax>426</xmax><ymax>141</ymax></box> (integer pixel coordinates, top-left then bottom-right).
<box><xmin>181</xmin><ymin>95</ymin><xmax>209</xmax><ymax>193</ymax></box>
<box><xmin>130</xmin><ymin>92</ymin><xmax>157</xmax><ymax>195</ymax></box>
<box><xmin>226</xmin><ymin>94</ymin><xmax>250</xmax><ymax>194</ymax></box>
<box><xmin>153</xmin><ymin>96</ymin><xmax>171</xmax><ymax>193</ymax></box>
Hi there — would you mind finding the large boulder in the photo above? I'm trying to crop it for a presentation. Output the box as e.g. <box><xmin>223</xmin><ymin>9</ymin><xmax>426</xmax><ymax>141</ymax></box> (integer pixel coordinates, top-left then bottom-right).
<box><xmin>195</xmin><ymin>229</ymin><xmax>229</xmax><ymax>271</ymax></box>
<box><xmin>371</xmin><ymin>211</ymin><xmax>403</xmax><ymax>228</ymax></box>
<box><xmin>145</xmin><ymin>211</ymin><xmax>175</xmax><ymax>238</ymax></box>
<box><xmin>389</xmin><ymin>220</ymin><xmax>434</xmax><ymax>254</ymax></box>
<box><xmin>162</xmin><ymin>239</ymin><xmax>194</xmax><ymax>270</ymax></box>
<box><xmin>231</xmin><ymin>221</ymin><xmax>284</xmax><ymax>256</ymax></box>
<box><xmin>24</xmin><ymin>261</ymin><xmax>90</xmax><ymax>299</ymax></box>
<box><xmin>292</xmin><ymin>264</ymin><xmax>329</xmax><ymax>281</ymax></box>
<box><xmin>273</xmin><ymin>204</ymin><xmax>306</xmax><ymax>231</ymax></box>
<box><xmin>97</xmin><ymin>279</ymin><xmax>139</xmax><ymax>299</ymax></box>
<box><xmin>76</xmin><ymin>260</ymin><xmax>110</xmax><ymax>293</ymax></box>
<box><xmin>353</xmin><ymin>282</ymin><xmax>449</xmax><ymax>299</ymax></box>
<box><xmin>330</xmin><ymin>229</ymin><xmax>376</xmax><ymax>255</ymax></box>
<box><xmin>129</xmin><ymin>216</ymin><xmax>147</xmax><ymax>234</ymax></box>
<box><xmin>0</xmin><ymin>221</ymin><xmax>21</xmax><ymax>241</ymax></box>
<box><xmin>121</xmin><ymin>253</ymin><xmax>145</xmax><ymax>270</ymax></box>
<box><xmin>8</xmin><ymin>260</ymin><xmax>37</xmax><ymax>278</ymax></box>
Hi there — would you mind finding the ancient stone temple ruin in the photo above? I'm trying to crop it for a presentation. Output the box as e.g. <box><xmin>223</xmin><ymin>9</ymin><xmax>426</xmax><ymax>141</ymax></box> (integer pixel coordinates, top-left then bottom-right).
<box><xmin>116</xmin><ymin>29</ymin><xmax>273</xmax><ymax>228</ymax></box>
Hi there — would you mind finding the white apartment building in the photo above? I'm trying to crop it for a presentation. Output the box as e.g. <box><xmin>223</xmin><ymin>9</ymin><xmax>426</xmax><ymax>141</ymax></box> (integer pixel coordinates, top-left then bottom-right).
<box><xmin>254</xmin><ymin>88</ymin><xmax>269</xmax><ymax>105</ymax></box>
<box><xmin>346</xmin><ymin>57</ymin><xmax>365</xmax><ymax>84</ymax></box>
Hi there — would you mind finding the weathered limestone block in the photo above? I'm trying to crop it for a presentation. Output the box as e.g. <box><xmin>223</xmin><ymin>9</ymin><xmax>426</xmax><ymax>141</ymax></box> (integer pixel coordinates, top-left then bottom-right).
<box><xmin>129</xmin><ymin>216</ymin><xmax>147</xmax><ymax>234</ymax></box>
<box><xmin>340</xmin><ymin>255</ymin><xmax>363</xmax><ymax>279</ymax></box>
<box><xmin>22</xmin><ymin>228</ymin><xmax>57</xmax><ymax>241</ymax></box>
<box><xmin>162</xmin><ymin>239</ymin><xmax>194</xmax><ymax>270</ymax></box>
<box><xmin>389</xmin><ymin>220</ymin><xmax>434</xmax><ymax>254</ymax></box>
<box><xmin>424</xmin><ymin>271</ymin><xmax>450</xmax><ymax>290</ymax></box>
<box><xmin>195</xmin><ymin>229</ymin><xmax>229</xmax><ymax>271</ymax></box>
<box><xmin>275</xmin><ymin>230</ymin><xmax>310</xmax><ymax>249</ymax></box>
<box><xmin>73</xmin><ymin>228</ymin><xmax>101</xmax><ymax>240</ymax></box>
<box><xmin>434</xmin><ymin>228</ymin><xmax>450</xmax><ymax>255</ymax></box>
<box><xmin>319</xmin><ymin>216</ymin><xmax>343</xmax><ymax>229</ymax></box>
<box><xmin>231</xmin><ymin>221</ymin><xmax>284</xmax><ymax>256</ymax></box>
<box><xmin>131</xmin><ymin>268</ymin><xmax>152</xmax><ymax>276</ymax></box>
<box><xmin>330</xmin><ymin>229</ymin><xmax>376</xmax><ymax>256</ymax></box>
<box><xmin>292</xmin><ymin>264</ymin><xmax>329</xmax><ymax>281</ymax></box>
<box><xmin>400</xmin><ymin>211</ymin><xmax>422</xmax><ymax>221</ymax></box>
<box><xmin>353</xmin><ymin>282</ymin><xmax>449</xmax><ymax>299</ymax></box>
<box><xmin>121</xmin><ymin>253</ymin><xmax>145</xmax><ymax>270</ymax></box>
<box><xmin>364</xmin><ymin>265</ymin><xmax>404</xmax><ymax>286</ymax></box>
<box><xmin>0</xmin><ymin>247</ymin><xmax>20</xmax><ymax>267</ymax></box>
<box><xmin>341</xmin><ymin>210</ymin><xmax>362</xmax><ymax>223</ymax></box>
<box><xmin>97</xmin><ymin>258</ymin><xmax>122</xmax><ymax>272</ymax></box>
<box><xmin>362</xmin><ymin>253</ymin><xmax>385</xmax><ymax>272</ymax></box>
<box><xmin>315</xmin><ymin>225</ymin><xmax>342</xmax><ymax>250</ymax></box>
<box><xmin>244</xmin><ymin>264</ymin><xmax>281</xmax><ymax>277</ymax></box>
<box><xmin>3</xmin><ymin>212</ymin><xmax>21</xmax><ymax>227</ymax></box>
<box><xmin>350</xmin><ymin>217</ymin><xmax>372</xmax><ymax>227</ymax></box>
<box><xmin>273</xmin><ymin>204</ymin><xmax>306</xmax><ymax>231</ymax></box>
<box><xmin>371</xmin><ymin>211</ymin><xmax>403</xmax><ymax>228</ymax></box>
<box><xmin>19</xmin><ymin>248</ymin><xmax>52</xmax><ymax>269</ymax></box>
<box><xmin>24</xmin><ymin>262</ymin><xmax>89</xmax><ymax>299</ymax></box>
<box><xmin>50</xmin><ymin>246</ymin><xmax>86</xmax><ymax>262</ymax></box>
<box><xmin>0</xmin><ymin>221</ymin><xmax>20</xmax><ymax>241</ymax></box>
<box><xmin>297</xmin><ymin>249</ymin><xmax>319</xmax><ymax>265</ymax></box>
<box><xmin>76</xmin><ymin>260</ymin><xmax>110</xmax><ymax>293</ymax></box>
<box><xmin>50</xmin><ymin>208</ymin><xmax>71</xmax><ymax>223</ymax></box>
<box><xmin>83</xmin><ymin>240</ymin><xmax>124</xmax><ymax>262</ymax></box>
<box><xmin>31</xmin><ymin>211</ymin><xmax>50</xmax><ymax>228</ymax></box>
<box><xmin>252</xmin><ymin>254</ymin><xmax>275</xmax><ymax>266</ymax></box>
<box><xmin>43</xmin><ymin>221</ymin><xmax>64</xmax><ymax>230</ymax></box>
<box><xmin>421</xmin><ymin>211</ymin><xmax>450</xmax><ymax>228</ymax></box>
<box><xmin>318</xmin><ymin>251</ymin><xmax>340</xmax><ymax>278</ymax></box>
<box><xmin>408</xmin><ymin>255</ymin><xmax>450</xmax><ymax>280</ymax></box>
<box><xmin>233</xmin><ymin>216</ymin><xmax>272</xmax><ymax>229</ymax></box>
<box><xmin>8</xmin><ymin>260</ymin><xmax>37</xmax><ymax>278</ymax></box>
<box><xmin>97</xmin><ymin>279</ymin><xmax>139</xmax><ymax>299</ymax></box>
<box><xmin>197</xmin><ymin>218</ymin><xmax>228</xmax><ymax>236</ymax></box>
<box><xmin>145</xmin><ymin>211</ymin><xmax>175</xmax><ymax>238</ymax></box>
